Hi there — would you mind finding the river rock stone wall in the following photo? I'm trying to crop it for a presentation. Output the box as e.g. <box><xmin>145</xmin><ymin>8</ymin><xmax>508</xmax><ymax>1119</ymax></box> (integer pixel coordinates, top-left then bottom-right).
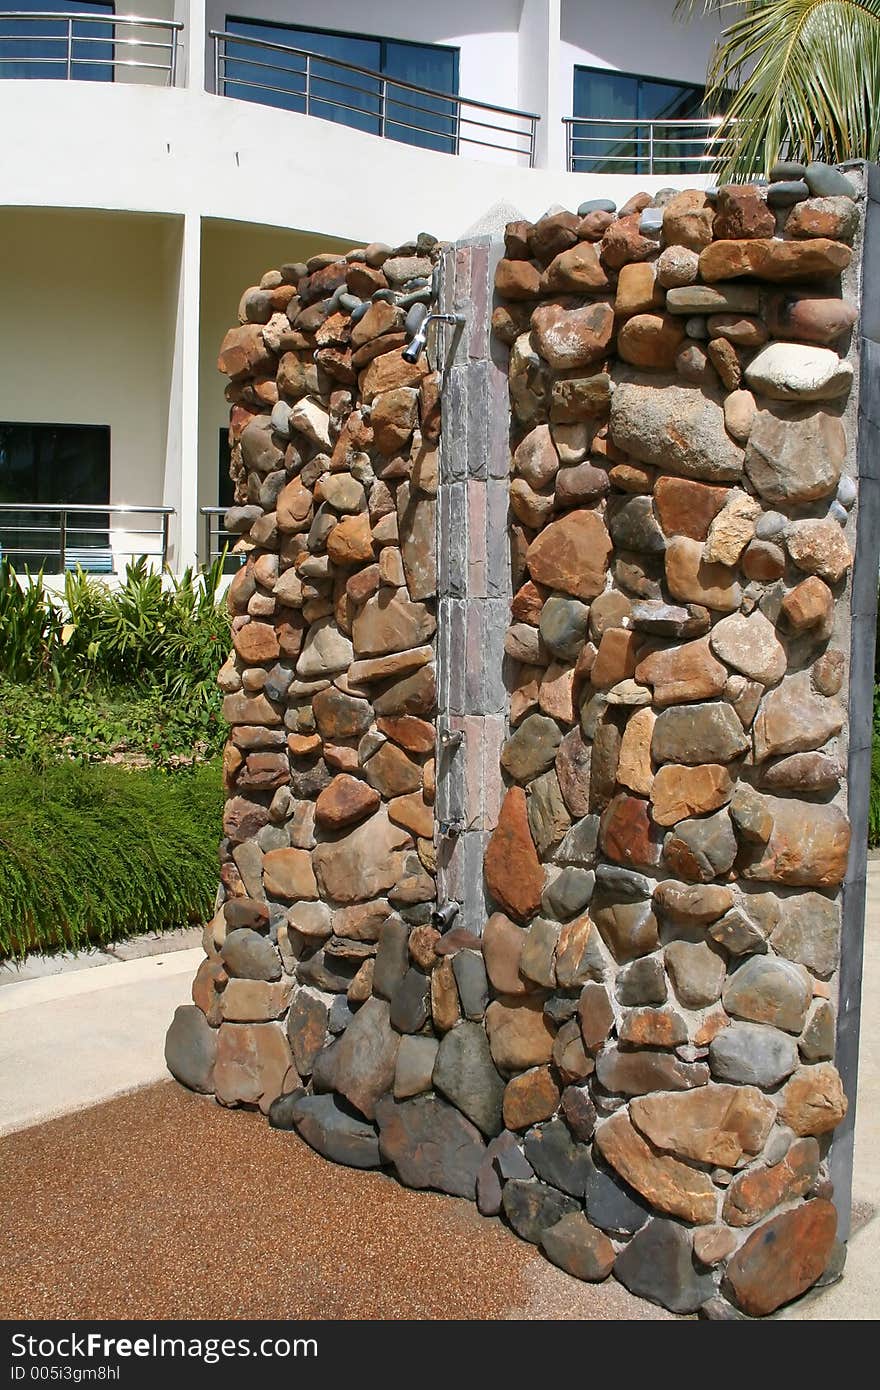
<box><xmin>167</xmin><ymin>166</ymin><xmax>875</xmax><ymax>1321</ymax></box>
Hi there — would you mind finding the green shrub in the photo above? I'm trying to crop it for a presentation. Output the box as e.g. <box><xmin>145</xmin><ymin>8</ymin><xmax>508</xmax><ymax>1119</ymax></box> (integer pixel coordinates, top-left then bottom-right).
<box><xmin>0</xmin><ymin>759</ymin><xmax>222</xmax><ymax>958</ymax></box>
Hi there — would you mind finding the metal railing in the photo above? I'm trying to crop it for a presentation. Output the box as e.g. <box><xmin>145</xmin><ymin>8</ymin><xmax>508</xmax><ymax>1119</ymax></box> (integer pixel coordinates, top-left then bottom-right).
<box><xmin>0</xmin><ymin>13</ymin><xmax>182</xmax><ymax>86</ymax></box>
<box><xmin>212</xmin><ymin>30</ymin><xmax>539</xmax><ymax>165</ymax></box>
<box><xmin>564</xmin><ymin>115</ymin><xmax>726</xmax><ymax>174</ymax></box>
<box><xmin>200</xmin><ymin>506</ymin><xmax>242</xmax><ymax>568</ymax></box>
<box><xmin>0</xmin><ymin>503</ymin><xmax>174</xmax><ymax>573</ymax></box>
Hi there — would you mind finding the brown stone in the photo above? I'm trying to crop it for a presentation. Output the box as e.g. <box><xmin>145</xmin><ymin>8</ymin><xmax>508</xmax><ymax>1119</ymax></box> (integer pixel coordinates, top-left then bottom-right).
<box><xmin>503</xmin><ymin>1067</ymin><xmax>561</xmax><ymax>1130</ymax></box>
<box><xmin>485</xmin><ymin>788</ymin><xmax>544</xmax><ymax>922</ymax></box>
<box><xmin>530</xmin><ymin>210</ymin><xmax>581</xmax><ymax>264</ymax></box>
<box><xmin>786</xmin><ymin>195</ymin><xmax>859</xmax><ymax>242</ymax></box>
<box><xmin>664</xmin><ymin>536</ymin><xmax>742</xmax><ymax>612</ymax></box>
<box><xmin>315</xmin><ymin>774</ymin><xmax>380</xmax><ymax>829</ymax></box>
<box><xmin>387</xmin><ymin>791</ymin><xmax>433</xmax><ymax>840</ymax></box>
<box><xmin>745</xmin><ymin>405</ymin><xmax>846</xmax><ymax>507</ymax></box>
<box><xmin>781</xmin><ymin>576</ymin><xmax>834</xmax><ymax>633</ymax></box>
<box><xmin>654</xmin><ymin>476</ymin><xmax>728</xmax><ymax>541</ymax></box>
<box><xmin>494</xmin><ymin>257</ymin><xmax>543</xmax><ymax>299</ymax></box>
<box><xmin>591</xmin><ymin>628</ymin><xmax>641</xmax><ymax>690</ymax></box>
<box><xmin>693</xmin><ymin>1224</ymin><xmax>738</xmax><ymax>1267</ymax></box>
<box><xmin>617</xmin><ymin>707</ymin><xmax>656</xmax><ymax>796</ymax></box>
<box><xmin>591</xmin><ymin>899</ymin><xmax>659</xmax><ymax>963</ymax></box>
<box><xmin>723</xmin><ymin>1199</ymin><xmax>838</xmax><ymax>1315</ymax></box>
<box><xmin>740</xmin><ymin>795</ymin><xmax>851</xmax><ymax>887</ymax></box>
<box><xmin>707</xmin><ymin>314</ymin><xmax>769</xmax><ymax>348</ymax></box>
<box><xmin>312</xmin><ymin>808</ymin><xmax>409</xmax><ymax>904</ymax></box>
<box><xmin>232</xmin><ymin>622</ymin><xmax>280</xmax><ymax>665</ymax></box>
<box><xmin>539</xmin><ymin>663</ymin><xmax>576</xmax><ymax>725</ymax></box>
<box><xmin>753</xmin><ymin>670</ymin><xmax>844</xmax><ymax>761</ymax></box>
<box><xmin>618</xmin><ymin>1007</ymin><xmax>687</xmax><ymax>1048</ymax></box>
<box><xmin>312</xmin><ymin>686</ymin><xmax>373</xmax><ymax>741</ymax></box>
<box><xmin>577</xmin><ymin>209</ymin><xmax>615</xmax><ymax>240</ymax></box>
<box><xmin>577</xmin><ymin>981</ymin><xmax>614</xmax><ymax>1053</ymax></box>
<box><xmin>326</xmin><ymin>513</ymin><xmax>374</xmax><ymax>566</ymax></box>
<box><xmin>540</xmin><ymin>1212</ymin><xmax>616</xmax><ymax>1283</ymax></box>
<box><xmin>764</xmin><ymin>292</ymin><xmax>858</xmax><ymax>345</ymax></box>
<box><xmin>713</xmin><ymin>185</ymin><xmax>775</xmax><ymax>239</ymax></box>
<box><xmin>614</xmin><ymin>261</ymin><xmax>663</xmax><ymax>318</ymax></box>
<box><xmin>352</xmin><ymin>588</ymin><xmax>436</xmax><ymax>656</ymax></box>
<box><xmin>222</xmin><ymin>692</ymin><xmax>282</xmax><ymax>727</ymax></box>
<box><xmin>662</xmin><ymin>189</ymin><xmax>715</xmax><ymax>250</ymax></box>
<box><xmin>364</xmin><ymin>742</ymin><xmax>422</xmax><ymax>797</ymax></box>
<box><xmin>618</xmin><ymin>313</ymin><xmax>685</xmax><ymax>369</ymax></box>
<box><xmin>594</xmin><ymin>1110</ymin><xmax>717</xmax><ymax>1223</ymax></box>
<box><xmin>531</xmin><ymin>301</ymin><xmax>615</xmax><ymax>371</ymax></box>
<box><xmin>485</xmin><ymin>997</ymin><xmax>555</xmax><ymax>1072</ymax></box>
<box><xmin>482</xmin><ymin>912</ymin><xmax>529</xmax><ymax>996</ymax></box>
<box><xmin>555</xmin><ymin>913</ymin><xmax>606</xmax><ymax>986</ymax></box>
<box><xmin>600</xmin><ymin>214</ymin><xmax>655</xmax><ymax>270</ymax></box>
<box><xmin>779</xmin><ymin>1063</ymin><xmax>848</xmax><ymax>1136</ymax></box>
<box><xmin>276</xmin><ymin>476</ymin><xmax>314</xmax><ymax>533</ymax></box>
<box><xmin>213</xmin><ymin>1021</ymin><xmax>293</xmax><ymax>1112</ymax></box>
<box><xmin>359</xmin><ymin>349</ymin><xmax>428</xmax><ymax>403</ymax></box>
<box><xmin>723</xmin><ymin>1138</ymin><xmax>821</xmax><ymax>1226</ymax></box>
<box><xmin>599</xmin><ymin>794</ymin><xmax>662</xmax><ymax>868</ymax></box>
<box><xmin>218</xmin><ymin>324</ymin><xmax>276</xmax><ymax>380</ymax></box>
<box><xmin>262</xmin><ymin>848</ymin><xmax>317</xmax><ymax>900</ymax></box>
<box><xmin>630</xmin><ymin>1084</ymin><xmax>776</xmax><ymax>1168</ymax></box>
<box><xmin>589</xmin><ymin>723</ymin><xmax>621</xmax><ymax>811</ymax></box>
<box><xmin>700</xmin><ymin>237</ymin><xmax>852</xmax><ymax>282</ymax></box>
<box><xmin>634</xmin><ymin>636</ymin><xmax>727</xmax><ymax>707</ymax></box>
<box><xmin>526</xmin><ymin>509</ymin><xmax>612</xmax><ymax>601</ymax></box>
<box><xmin>653</xmin><ymin>880</ymin><xmax>734</xmax><ymax>925</ymax></box>
<box><xmin>430</xmin><ymin>956</ymin><xmax>460</xmax><ymax>1033</ymax></box>
<box><xmin>552</xmin><ymin>1020</ymin><xmax>593</xmax><ymax>1083</ymax></box>
<box><xmin>785</xmin><ymin>517</ymin><xmax>853</xmax><ymax>582</ymax></box>
<box><xmin>555</xmin><ymin>460</ymin><xmax>611</xmax><ymax>507</ymax></box>
<box><xmin>650</xmin><ymin>763</ymin><xmax>733</xmax><ymax>827</ymax></box>
<box><xmin>220</xmin><ymin>977</ymin><xmax>292</xmax><ymax>1023</ymax></box>
<box><xmin>742</xmin><ymin>539</ymin><xmax>786</xmax><ymax>581</ymax></box>
<box><xmin>376</xmin><ymin>715</ymin><xmax>435</xmax><ymax>754</ymax></box>
<box><xmin>608</xmin><ymin>462</ymin><xmax>656</xmax><ymax>494</ymax></box>
<box><xmin>543</xmin><ymin>240</ymin><xmax>610</xmax><ymax>293</ymax></box>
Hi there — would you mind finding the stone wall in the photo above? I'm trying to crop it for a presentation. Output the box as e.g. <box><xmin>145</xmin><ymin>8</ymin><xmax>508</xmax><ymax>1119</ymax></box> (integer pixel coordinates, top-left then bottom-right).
<box><xmin>167</xmin><ymin>165</ymin><xmax>877</xmax><ymax>1320</ymax></box>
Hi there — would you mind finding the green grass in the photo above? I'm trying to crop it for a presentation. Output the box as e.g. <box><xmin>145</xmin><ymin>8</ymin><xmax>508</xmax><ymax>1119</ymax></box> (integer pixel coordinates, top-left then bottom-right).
<box><xmin>0</xmin><ymin>758</ymin><xmax>223</xmax><ymax>958</ymax></box>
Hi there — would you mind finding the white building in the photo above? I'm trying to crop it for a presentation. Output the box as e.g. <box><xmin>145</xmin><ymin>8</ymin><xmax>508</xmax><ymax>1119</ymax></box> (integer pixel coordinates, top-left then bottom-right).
<box><xmin>0</xmin><ymin>0</ymin><xmax>721</xmax><ymax>575</ymax></box>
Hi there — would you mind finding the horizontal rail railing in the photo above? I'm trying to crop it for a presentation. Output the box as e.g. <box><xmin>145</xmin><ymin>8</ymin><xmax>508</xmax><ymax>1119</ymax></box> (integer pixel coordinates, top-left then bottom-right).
<box><xmin>0</xmin><ymin>502</ymin><xmax>175</xmax><ymax>572</ymax></box>
<box><xmin>200</xmin><ymin>506</ymin><xmax>242</xmax><ymax>567</ymax></box>
<box><xmin>0</xmin><ymin>13</ymin><xmax>182</xmax><ymax>86</ymax></box>
<box><xmin>563</xmin><ymin>115</ymin><xmax>726</xmax><ymax>174</ymax></box>
<box><xmin>211</xmin><ymin>30</ymin><xmax>539</xmax><ymax>165</ymax></box>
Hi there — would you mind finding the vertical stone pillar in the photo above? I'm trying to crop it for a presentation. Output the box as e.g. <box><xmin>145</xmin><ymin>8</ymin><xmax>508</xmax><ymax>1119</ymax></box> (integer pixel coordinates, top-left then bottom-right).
<box><xmin>436</xmin><ymin>234</ymin><xmax>511</xmax><ymax>933</ymax></box>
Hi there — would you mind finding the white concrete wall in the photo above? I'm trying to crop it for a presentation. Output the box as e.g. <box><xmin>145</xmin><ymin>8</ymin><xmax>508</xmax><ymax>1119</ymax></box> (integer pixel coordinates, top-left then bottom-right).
<box><xmin>0</xmin><ymin>208</ymin><xmax>179</xmax><ymax>566</ymax></box>
<box><xmin>560</xmin><ymin>0</ymin><xmax>721</xmax><ymax>97</ymax></box>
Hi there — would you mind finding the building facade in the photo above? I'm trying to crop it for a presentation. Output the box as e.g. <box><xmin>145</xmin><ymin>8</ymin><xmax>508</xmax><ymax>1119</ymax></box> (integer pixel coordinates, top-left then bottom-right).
<box><xmin>0</xmin><ymin>0</ymin><xmax>721</xmax><ymax>575</ymax></box>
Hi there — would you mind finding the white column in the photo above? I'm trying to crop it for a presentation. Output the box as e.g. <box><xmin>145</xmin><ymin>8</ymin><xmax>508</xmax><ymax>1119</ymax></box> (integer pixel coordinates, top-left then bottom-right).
<box><xmin>173</xmin><ymin>0</ymin><xmax>206</xmax><ymax>92</ymax></box>
<box><xmin>163</xmin><ymin>212</ymin><xmax>202</xmax><ymax>571</ymax></box>
<box><xmin>517</xmin><ymin>0</ymin><xmax>564</xmax><ymax>171</ymax></box>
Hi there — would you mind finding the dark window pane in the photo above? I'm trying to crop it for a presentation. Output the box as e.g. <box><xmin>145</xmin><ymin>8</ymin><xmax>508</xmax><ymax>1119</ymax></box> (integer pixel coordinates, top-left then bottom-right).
<box><xmin>0</xmin><ymin>1</ymin><xmax>114</xmax><ymax>83</ymax></box>
<box><xmin>215</xmin><ymin>429</ymin><xmax>239</xmax><ymax>573</ymax></box>
<box><xmin>572</xmin><ymin>64</ymin><xmax>707</xmax><ymax>175</ymax></box>
<box><xmin>0</xmin><ymin>423</ymin><xmax>110</xmax><ymax>571</ymax></box>
<box><xmin>223</xmin><ymin>18</ymin><xmax>457</xmax><ymax>151</ymax></box>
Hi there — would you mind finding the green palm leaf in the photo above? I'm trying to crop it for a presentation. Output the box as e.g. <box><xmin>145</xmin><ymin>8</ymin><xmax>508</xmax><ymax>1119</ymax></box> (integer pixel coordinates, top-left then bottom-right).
<box><xmin>676</xmin><ymin>0</ymin><xmax>880</xmax><ymax>178</ymax></box>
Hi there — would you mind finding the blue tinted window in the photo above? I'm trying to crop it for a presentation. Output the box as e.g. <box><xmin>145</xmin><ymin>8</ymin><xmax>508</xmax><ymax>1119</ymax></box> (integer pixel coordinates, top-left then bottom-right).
<box><xmin>223</xmin><ymin>19</ymin><xmax>458</xmax><ymax>152</ymax></box>
<box><xmin>571</xmin><ymin>64</ymin><xmax>706</xmax><ymax>174</ymax></box>
<box><xmin>0</xmin><ymin>1</ymin><xmax>114</xmax><ymax>83</ymax></box>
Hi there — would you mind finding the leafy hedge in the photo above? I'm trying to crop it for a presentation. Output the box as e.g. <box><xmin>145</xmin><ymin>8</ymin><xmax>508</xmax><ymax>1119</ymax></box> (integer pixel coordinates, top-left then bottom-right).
<box><xmin>0</xmin><ymin>759</ymin><xmax>222</xmax><ymax>958</ymax></box>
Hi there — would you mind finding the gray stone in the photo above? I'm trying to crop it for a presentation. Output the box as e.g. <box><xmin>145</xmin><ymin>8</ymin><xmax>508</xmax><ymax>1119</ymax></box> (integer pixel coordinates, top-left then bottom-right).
<box><xmin>553</xmin><ymin>814</ymin><xmax>600</xmax><ymax>867</ymax></box>
<box><xmin>267</xmin><ymin>1087</ymin><xmax>307</xmax><ymax>1129</ymax></box>
<box><xmin>539</xmin><ymin>595</ymin><xmax>590</xmax><ymax>660</ymax></box>
<box><xmin>520</xmin><ymin>917</ymin><xmax>561</xmax><ymax>987</ymax></box>
<box><xmin>286</xmin><ymin>986</ymin><xmax>329</xmax><ymax>1076</ymax></box>
<box><xmin>328</xmin><ymin>996</ymin><xmax>353</xmax><ymax>1034</ymax></box>
<box><xmin>501</xmin><ymin>714</ymin><xmax>564</xmax><ymax>783</ymax></box>
<box><xmin>616</xmin><ymin>956</ymin><xmax>667</xmax><ymax>1006</ymax></box>
<box><xmin>708</xmin><ymin>906</ymin><xmax>768</xmax><ymax>957</ymax></box>
<box><xmin>710</xmin><ymin>1021</ymin><xmax>799</xmax><ymax>1086</ymax></box>
<box><xmin>770</xmin><ymin>893</ymin><xmax>840</xmax><ymax>977</ymax></box>
<box><xmin>291</xmin><ymin>1093</ymin><xmax>382</xmax><ymax>1168</ymax></box>
<box><xmin>527</xmin><ymin>770</ymin><xmax>572</xmax><ymax>857</ymax></box>
<box><xmin>615</xmin><ymin>1219</ymin><xmax>715</xmax><ymax>1314</ymax></box>
<box><xmin>804</xmin><ymin>162</ymin><xmax>857</xmax><ymax>198</ymax></box>
<box><xmin>610</xmin><ymin>380</ymin><xmax>744</xmax><ymax>483</ymax></box>
<box><xmin>524</xmin><ymin>1118</ymin><xmax>594</xmax><ymax>1197</ymax></box>
<box><xmin>502</xmin><ymin>1179</ymin><xmax>580</xmax><ymax>1244</ymax></box>
<box><xmin>539</xmin><ymin>1212</ymin><xmax>616</xmax><ymax>1282</ymax></box>
<box><xmin>165</xmin><ymin>1005</ymin><xmax>216</xmax><ymax>1094</ymax></box>
<box><xmin>578</xmin><ymin>197</ymin><xmax>617</xmax><ymax>215</ymax></box>
<box><xmin>652</xmin><ymin>702</ymin><xmax>749</xmax><ymax>765</ymax></box>
<box><xmin>372</xmin><ymin>917</ymin><xmax>411</xmax><ymax>1000</ymax></box>
<box><xmin>583</xmin><ymin>1165</ymin><xmax>651</xmax><ymax>1236</ymax></box>
<box><xmin>296</xmin><ymin>949</ymin><xmax>358</xmax><ymax>993</ymax></box>
<box><xmin>800</xmin><ymin>1000</ymin><xmax>836</xmax><ymax>1062</ymax></box>
<box><xmin>595</xmin><ymin>865</ymin><xmax>654</xmax><ymax>901</ymax></box>
<box><xmin>595</xmin><ymin>1046</ymin><xmax>709</xmax><ymax>1096</ymax></box>
<box><xmin>394</xmin><ymin>1034</ymin><xmax>439</xmax><ymax>1099</ymax></box>
<box><xmin>608</xmin><ymin>496</ymin><xmax>667</xmax><ymax>554</ymax></box>
<box><xmin>722</xmin><ymin>956</ymin><xmax>812</xmax><ymax>1033</ymax></box>
<box><xmin>376</xmin><ymin>1094</ymin><xmax>485</xmax><ymax>1198</ymax></box>
<box><xmin>770</xmin><ymin>160</ymin><xmax>807</xmax><ymax>181</ymax></box>
<box><xmin>452</xmin><ymin>950</ymin><xmax>490</xmax><ymax>1020</ymax></box>
<box><xmin>663</xmin><ymin>808</ymin><xmax>738</xmax><ymax>883</ymax></box>
<box><xmin>755</xmin><ymin>509</ymin><xmax>787</xmax><ymax>540</ymax></box>
<box><xmin>745</xmin><ymin>405</ymin><xmax>845</xmax><ymax>506</ymax></box>
<box><xmin>767</xmin><ymin>180</ymin><xmax>810</xmax><ymax>206</ymax></box>
<box><xmin>560</xmin><ymin>1084</ymin><xmax>597</xmax><ymax>1142</ymax></box>
<box><xmin>221</xmin><ymin>929</ymin><xmax>282</xmax><ymax>981</ymax></box>
<box><xmin>433</xmin><ymin>1022</ymin><xmax>505</xmax><ymax>1137</ymax></box>
<box><xmin>665</xmin><ymin>939</ymin><xmax>726</xmax><ymax>1008</ymax></box>
<box><xmin>543</xmin><ymin>867</ymin><xmax>595</xmax><ymax>920</ymax></box>
<box><xmin>666</xmin><ymin>284</ymin><xmax>761</xmax><ymax>315</ymax></box>
<box><xmin>332</xmin><ymin>995</ymin><xmax>399</xmax><ymax>1119</ymax></box>
<box><xmin>390</xmin><ymin>968</ymin><xmax>431</xmax><ymax>1033</ymax></box>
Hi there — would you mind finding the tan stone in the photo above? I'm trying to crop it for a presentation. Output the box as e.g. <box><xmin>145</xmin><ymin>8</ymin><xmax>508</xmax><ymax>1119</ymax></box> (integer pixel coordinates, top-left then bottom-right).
<box><xmin>359</xmin><ymin>348</ymin><xmax>428</xmax><ymax>402</ymax></box>
<box><xmin>618</xmin><ymin>313</ymin><xmax>686</xmax><ymax>369</ymax></box>
<box><xmin>543</xmin><ymin>240</ymin><xmax>610</xmax><ymax>293</ymax></box>
<box><xmin>352</xmin><ymin>588</ymin><xmax>436</xmax><ymax>656</ymax></box>
<box><xmin>614</xmin><ymin>261</ymin><xmax>663</xmax><ymax>318</ymax></box>
<box><xmin>220</xmin><ymin>977</ymin><xmax>292</xmax><ymax>1023</ymax></box>
<box><xmin>704</xmin><ymin>490</ymin><xmax>760</xmax><ymax>565</ymax></box>
<box><xmin>779</xmin><ymin>1063</ymin><xmax>848</xmax><ymax>1136</ymax></box>
<box><xmin>723</xmin><ymin>1137</ymin><xmax>821</xmax><ymax>1226</ymax></box>
<box><xmin>326</xmin><ymin>513</ymin><xmax>374</xmax><ymax>566</ymax></box>
<box><xmin>650</xmin><ymin>763</ymin><xmax>734</xmax><ymax>827</ymax></box>
<box><xmin>531</xmin><ymin>301</ymin><xmax>615</xmax><ymax>371</ymax></box>
<box><xmin>700</xmin><ymin>237</ymin><xmax>852</xmax><ymax>283</ymax></box>
<box><xmin>312</xmin><ymin>808</ymin><xmax>409</xmax><ymax>904</ymax></box>
<box><xmin>485</xmin><ymin>997</ymin><xmax>556</xmax><ymax>1072</ymax></box>
<box><xmin>617</xmin><ymin>707</ymin><xmax>656</xmax><ymax>795</ymax></box>
<box><xmin>662</xmin><ymin>189</ymin><xmax>716</xmax><ymax>251</ymax></box>
<box><xmin>430</xmin><ymin>956</ymin><xmax>460</xmax><ymax>1033</ymax></box>
<box><xmin>482</xmin><ymin>912</ymin><xmax>530</xmax><ymax>996</ymax></box>
<box><xmin>214</xmin><ymin>1022</ymin><xmax>293</xmax><ymax>1112</ymax></box>
<box><xmin>740</xmin><ymin>795</ymin><xmax>851</xmax><ymax>888</ymax></box>
<box><xmin>503</xmin><ymin>1067</ymin><xmax>562</xmax><ymax>1130</ymax></box>
<box><xmin>709</xmin><ymin>609</ymin><xmax>787</xmax><ymax>686</ymax></box>
<box><xmin>594</xmin><ymin>1110</ymin><xmax>717</xmax><ymax>1224</ymax></box>
<box><xmin>591</xmin><ymin>628</ymin><xmax>641</xmax><ymax>690</ymax></box>
<box><xmin>665</xmin><ymin>536</ymin><xmax>742</xmax><ymax>612</ymax></box>
<box><xmin>232</xmin><ymin>622</ymin><xmax>281</xmax><ymax>665</ymax></box>
<box><xmin>781</xmin><ymin>576</ymin><xmax>834</xmax><ymax>633</ymax></box>
<box><xmin>630</xmin><ymin>1084</ymin><xmax>776</xmax><ymax>1168</ymax></box>
<box><xmin>538</xmin><ymin>663</ymin><xmax>576</xmax><ymax>725</ymax></box>
<box><xmin>785</xmin><ymin>517</ymin><xmax>853</xmax><ymax>583</ymax></box>
<box><xmin>262</xmin><ymin>848</ymin><xmax>317</xmax><ymax>900</ymax></box>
